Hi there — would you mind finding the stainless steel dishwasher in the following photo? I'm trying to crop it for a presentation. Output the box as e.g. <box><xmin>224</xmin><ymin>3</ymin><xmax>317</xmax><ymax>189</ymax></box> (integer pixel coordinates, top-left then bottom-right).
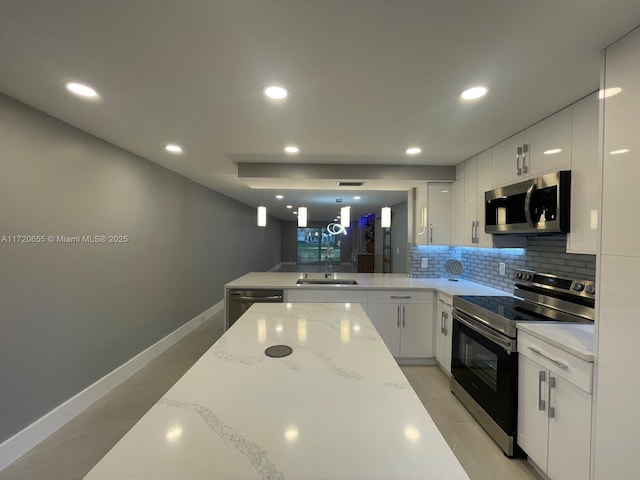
<box><xmin>225</xmin><ymin>289</ymin><xmax>284</xmax><ymax>329</ymax></box>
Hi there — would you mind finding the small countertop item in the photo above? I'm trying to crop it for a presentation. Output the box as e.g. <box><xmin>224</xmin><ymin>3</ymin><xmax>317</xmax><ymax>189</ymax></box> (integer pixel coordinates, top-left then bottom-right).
<box><xmin>84</xmin><ymin>303</ymin><xmax>469</xmax><ymax>480</ymax></box>
<box><xmin>225</xmin><ymin>272</ymin><xmax>510</xmax><ymax>297</ymax></box>
<box><xmin>516</xmin><ymin>322</ymin><xmax>595</xmax><ymax>361</ymax></box>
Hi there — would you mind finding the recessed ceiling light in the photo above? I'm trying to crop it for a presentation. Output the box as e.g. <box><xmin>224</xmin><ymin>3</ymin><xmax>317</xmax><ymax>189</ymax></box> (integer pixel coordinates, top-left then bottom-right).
<box><xmin>353</xmin><ymin>196</ymin><xmax>361</xmax><ymax>200</ymax></box>
<box><xmin>599</xmin><ymin>87</ymin><xmax>622</xmax><ymax>99</ymax></box>
<box><xmin>406</xmin><ymin>147</ymin><xmax>422</xmax><ymax>155</ymax></box>
<box><xmin>440</xmin><ymin>190</ymin><xmax>449</xmax><ymax>193</ymax></box>
<box><xmin>286</xmin><ymin>205</ymin><xmax>293</xmax><ymax>209</ymax></box>
<box><xmin>543</xmin><ymin>148</ymin><xmax>562</xmax><ymax>155</ymax></box>
<box><xmin>610</xmin><ymin>148</ymin><xmax>629</xmax><ymax>155</ymax></box>
<box><xmin>65</xmin><ymin>82</ymin><xmax>98</xmax><ymax>98</ymax></box>
<box><xmin>460</xmin><ymin>86</ymin><xmax>488</xmax><ymax>100</ymax></box>
<box><xmin>165</xmin><ymin>144</ymin><xmax>183</xmax><ymax>154</ymax></box>
<box><xmin>263</xmin><ymin>85</ymin><xmax>288</xmax><ymax>100</ymax></box>
<box><xmin>284</xmin><ymin>145</ymin><xmax>299</xmax><ymax>154</ymax></box>
<box><xmin>275</xmin><ymin>195</ymin><xmax>284</xmax><ymax>200</ymax></box>
<box><xmin>293</xmin><ymin>211</ymin><xmax>298</xmax><ymax>215</ymax></box>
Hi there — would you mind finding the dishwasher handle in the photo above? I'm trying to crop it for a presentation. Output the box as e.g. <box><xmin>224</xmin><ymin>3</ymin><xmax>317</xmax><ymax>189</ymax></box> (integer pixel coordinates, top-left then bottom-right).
<box><xmin>229</xmin><ymin>294</ymin><xmax>283</xmax><ymax>302</ymax></box>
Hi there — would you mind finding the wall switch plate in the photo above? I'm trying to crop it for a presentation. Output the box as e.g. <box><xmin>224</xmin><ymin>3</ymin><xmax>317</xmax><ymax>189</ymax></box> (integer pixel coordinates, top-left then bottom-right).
<box><xmin>499</xmin><ymin>262</ymin><xmax>506</xmax><ymax>276</ymax></box>
<box><xmin>422</xmin><ymin>258</ymin><xmax>429</xmax><ymax>268</ymax></box>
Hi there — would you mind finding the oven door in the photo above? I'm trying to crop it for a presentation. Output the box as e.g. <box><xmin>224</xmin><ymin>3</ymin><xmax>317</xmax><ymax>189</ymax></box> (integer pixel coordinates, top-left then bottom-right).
<box><xmin>451</xmin><ymin>309</ymin><xmax>518</xmax><ymax>435</ymax></box>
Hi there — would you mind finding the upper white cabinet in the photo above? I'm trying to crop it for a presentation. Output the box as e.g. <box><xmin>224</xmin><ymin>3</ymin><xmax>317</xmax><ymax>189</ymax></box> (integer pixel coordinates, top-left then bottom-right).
<box><xmin>463</xmin><ymin>150</ymin><xmax>492</xmax><ymax>247</ymax></box>
<box><xmin>491</xmin><ymin>132</ymin><xmax>525</xmax><ymax>186</ymax></box>
<box><xmin>414</xmin><ymin>182</ymin><xmax>452</xmax><ymax>245</ymax></box>
<box><xmin>600</xmin><ymin>28</ymin><xmax>640</xmax><ymax>257</ymax></box>
<box><xmin>451</xmin><ymin>178</ymin><xmax>464</xmax><ymax>246</ymax></box>
<box><xmin>567</xmin><ymin>92</ymin><xmax>600</xmax><ymax>254</ymax></box>
<box><xmin>491</xmin><ymin>108</ymin><xmax>572</xmax><ymax>187</ymax></box>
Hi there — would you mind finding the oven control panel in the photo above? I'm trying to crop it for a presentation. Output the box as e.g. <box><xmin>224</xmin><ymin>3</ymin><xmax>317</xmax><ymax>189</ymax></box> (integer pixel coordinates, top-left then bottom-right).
<box><xmin>514</xmin><ymin>269</ymin><xmax>596</xmax><ymax>300</ymax></box>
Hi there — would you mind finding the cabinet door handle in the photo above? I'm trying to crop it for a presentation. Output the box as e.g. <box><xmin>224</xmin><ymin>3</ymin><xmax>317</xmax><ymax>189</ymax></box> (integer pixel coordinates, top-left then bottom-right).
<box><xmin>443</xmin><ymin>312</ymin><xmax>448</xmax><ymax>335</ymax></box>
<box><xmin>390</xmin><ymin>295</ymin><xmax>411</xmax><ymax>299</ymax></box>
<box><xmin>402</xmin><ymin>305</ymin><xmax>406</xmax><ymax>327</ymax></box>
<box><xmin>538</xmin><ymin>370</ymin><xmax>546</xmax><ymax>411</ymax></box>
<box><xmin>527</xmin><ymin>346</ymin><xmax>569</xmax><ymax>370</ymax></box>
<box><xmin>441</xmin><ymin>311</ymin><xmax>446</xmax><ymax>333</ymax></box>
<box><xmin>429</xmin><ymin>224</ymin><xmax>433</xmax><ymax>244</ymax></box>
<box><xmin>397</xmin><ymin>305</ymin><xmax>401</xmax><ymax>327</ymax></box>
<box><xmin>522</xmin><ymin>143</ymin><xmax>529</xmax><ymax>175</ymax></box>
<box><xmin>548</xmin><ymin>376</ymin><xmax>556</xmax><ymax>418</ymax></box>
<box><xmin>516</xmin><ymin>146</ymin><xmax>523</xmax><ymax>176</ymax></box>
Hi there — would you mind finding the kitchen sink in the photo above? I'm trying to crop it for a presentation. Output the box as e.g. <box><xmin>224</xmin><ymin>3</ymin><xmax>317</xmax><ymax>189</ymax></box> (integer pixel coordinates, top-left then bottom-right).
<box><xmin>296</xmin><ymin>279</ymin><xmax>358</xmax><ymax>285</ymax></box>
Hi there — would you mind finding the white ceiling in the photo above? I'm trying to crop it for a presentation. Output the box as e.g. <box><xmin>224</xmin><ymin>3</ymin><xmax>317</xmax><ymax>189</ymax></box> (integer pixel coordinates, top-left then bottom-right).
<box><xmin>1</xmin><ymin>1</ymin><xmax>639</xmax><ymax>221</ymax></box>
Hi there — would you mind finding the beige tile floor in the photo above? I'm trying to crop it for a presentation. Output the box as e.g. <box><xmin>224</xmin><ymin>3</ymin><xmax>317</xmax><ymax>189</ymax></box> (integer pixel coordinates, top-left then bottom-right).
<box><xmin>0</xmin><ymin>310</ymin><xmax>540</xmax><ymax>480</ymax></box>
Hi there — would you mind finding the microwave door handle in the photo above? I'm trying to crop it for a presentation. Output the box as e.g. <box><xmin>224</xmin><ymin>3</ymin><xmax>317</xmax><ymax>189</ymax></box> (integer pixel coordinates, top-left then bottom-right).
<box><xmin>524</xmin><ymin>183</ymin><xmax>537</xmax><ymax>228</ymax></box>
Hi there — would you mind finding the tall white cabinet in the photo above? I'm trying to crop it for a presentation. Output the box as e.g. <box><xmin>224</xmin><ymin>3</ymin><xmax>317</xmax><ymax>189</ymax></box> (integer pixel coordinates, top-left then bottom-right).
<box><xmin>593</xmin><ymin>25</ymin><xmax>640</xmax><ymax>480</ymax></box>
<box><xmin>413</xmin><ymin>182</ymin><xmax>452</xmax><ymax>246</ymax></box>
<box><xmin>462</xmin><ymin>150</ymin><xmax>492</xmax><ymax>247</ymax></box>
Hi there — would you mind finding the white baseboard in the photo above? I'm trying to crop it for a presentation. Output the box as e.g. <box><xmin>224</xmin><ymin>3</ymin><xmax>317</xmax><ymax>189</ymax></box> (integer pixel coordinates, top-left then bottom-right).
<box><xmin>0</xmin><ymin>300</ymin><xmax>223</xmax><ymax>472</ymax></box>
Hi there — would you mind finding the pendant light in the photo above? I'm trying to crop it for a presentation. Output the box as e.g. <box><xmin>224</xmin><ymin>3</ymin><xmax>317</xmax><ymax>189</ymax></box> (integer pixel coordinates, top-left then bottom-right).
<box><xmin>298</xmin><ymin>206</ymin><xmax>308</xmax><ymax>227</ymax></box>
<box><xmin>340</xmin><ymin>206</ymin><xmax>350</xmax><ymax>228</ymax></box>
<box><xmin>257</xmin><ymin>205</ymin><xmax>267</xmax><ymax>227</ymax></box>
<box><xmin>381</xmin><ymin>206</ymin><xmax>391</xmax><ymax>228</ymax></box>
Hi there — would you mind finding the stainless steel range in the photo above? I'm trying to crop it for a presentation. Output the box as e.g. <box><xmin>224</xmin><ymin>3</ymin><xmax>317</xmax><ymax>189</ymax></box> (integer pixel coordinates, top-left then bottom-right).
<box><xmin>450</xmin><ymin>269</ymin><xmax>595</xmax><ymax>457</ymax></box>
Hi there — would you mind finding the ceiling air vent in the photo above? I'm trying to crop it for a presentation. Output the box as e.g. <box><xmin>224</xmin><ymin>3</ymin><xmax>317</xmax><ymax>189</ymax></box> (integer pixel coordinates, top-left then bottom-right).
<box><xmin>337</xmin><ymin>181</ymin><xmax>364</xmax><ymax>187</ymax></box>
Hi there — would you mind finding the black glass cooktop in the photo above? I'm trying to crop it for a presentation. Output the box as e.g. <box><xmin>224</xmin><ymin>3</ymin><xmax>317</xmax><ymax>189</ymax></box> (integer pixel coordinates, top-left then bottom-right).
<box><xmin>453</xmin><ymin>295</ymin><xmax>557</xmax><ymax>338</ymax></box>
<box><xmin>456</xmin><ymin>295</ymin><xmax>550</xmax><ymax>322</ymax></box>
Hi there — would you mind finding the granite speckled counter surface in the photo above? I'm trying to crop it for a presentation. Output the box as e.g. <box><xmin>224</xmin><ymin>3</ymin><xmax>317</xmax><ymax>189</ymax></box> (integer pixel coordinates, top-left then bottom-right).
<box><xmin>84</xmin><ymin>303</ymin><xmax>469</xmax><ymax>480</ymax></box>
<box><xmin>225</xmin><ymin>272</ymin><xmax>510</xmax><ymax>297</ymax></box>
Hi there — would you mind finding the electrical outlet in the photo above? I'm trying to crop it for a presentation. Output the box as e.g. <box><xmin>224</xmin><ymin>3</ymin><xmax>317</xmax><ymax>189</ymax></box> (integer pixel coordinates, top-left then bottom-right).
<box><xmin>499</xmin><ymin>262</ymin><xmax>506</xmax><ymax>276</ymax></box>
<box><xmin>421</xmin><ymin>258</ymin><xmax>429</xmax><ymax>268</ymax></box>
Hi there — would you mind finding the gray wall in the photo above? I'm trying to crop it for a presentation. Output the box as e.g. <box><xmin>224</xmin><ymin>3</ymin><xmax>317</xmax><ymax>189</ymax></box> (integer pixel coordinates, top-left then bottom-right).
<box><xmin>391</xmin><ymin>201</ymin><xmax>408</xmax><ymax>273</ymax></box>
<box><xmin>0</xmin><ymin>94</ymin><xmax>281</xmax><ymax>443</ymax></box>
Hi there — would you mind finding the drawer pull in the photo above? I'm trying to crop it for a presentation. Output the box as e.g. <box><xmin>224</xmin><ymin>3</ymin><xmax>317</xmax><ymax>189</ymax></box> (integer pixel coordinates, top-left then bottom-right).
<box><xmin>527</xmin><ymin>346</ymin><xmax>569</xmax><ymax>370</ymax></box>
<box><xmin>390</xmin><ymin>295</ymin><xmax>412</xmax><ymax>299</ymax></box>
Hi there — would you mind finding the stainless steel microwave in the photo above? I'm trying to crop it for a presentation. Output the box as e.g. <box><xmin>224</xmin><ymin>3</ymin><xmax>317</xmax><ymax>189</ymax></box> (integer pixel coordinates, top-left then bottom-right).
<box><xmin>485</xmin><ymin>170</ymin><xmax>571</xmax><ymax>234</ymax></box>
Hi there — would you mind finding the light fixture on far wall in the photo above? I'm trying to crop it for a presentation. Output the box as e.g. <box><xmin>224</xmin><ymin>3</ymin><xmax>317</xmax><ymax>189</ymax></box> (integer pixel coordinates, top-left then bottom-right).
<box><xmin>340</xmin><ymin>206</ymin><xmax>350</xmax><ymax>228</ymax></box>
<box><xmin>257</xmin><ymin>205</ymin><xmax>267</xmax><ymax>227</ymax></box>
<box><xmin>298</xmin><ymin>206</ymin><xmax>308</xmax><ymax>227</ymax></box>
<box><xmin>381</xmin><ymin>206</ymin><xmax>391</xmax><ymax>228</ymax></box>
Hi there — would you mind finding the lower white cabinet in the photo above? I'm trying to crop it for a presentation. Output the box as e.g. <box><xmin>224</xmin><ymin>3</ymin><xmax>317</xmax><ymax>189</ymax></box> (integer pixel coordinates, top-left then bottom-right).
<box><xmin>367</xmin><ymin>291</ymin><xmax>434</xmax><ymax>359</ymax></box>
<box><xmin>435</xmin><ymin>293</ymin><xmax>453</xmax><ymax>373</ymax></box>
<box><xmin>517</xmin><ymin>331</ymin><xmax>592</xmax><ymax>480</ymax></box>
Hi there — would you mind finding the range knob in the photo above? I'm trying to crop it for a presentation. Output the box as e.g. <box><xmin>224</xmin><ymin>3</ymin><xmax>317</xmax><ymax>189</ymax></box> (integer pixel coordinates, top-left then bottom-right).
<box><xmin>515</xmin><ymin>272</ymin><xmax>523</xmax><ymax>279</ymax></box>
<box><xmin>572</xmin><ymin>283</ymin><xmax>585</xmax><ymax>292</ymax></box>
<box><xmin>585</xmin><ymin>285</ymin><xmax>596</xmax><ymax>295</ymax></box>
<box><xmin>524</xmin><ymin>274</ymin><xmax>532</xmax><ymax>281</ymax></box>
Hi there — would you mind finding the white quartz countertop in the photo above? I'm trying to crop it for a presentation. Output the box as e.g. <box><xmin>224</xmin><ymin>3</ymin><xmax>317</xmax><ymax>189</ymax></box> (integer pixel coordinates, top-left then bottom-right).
<box><xmin>225</xmin><ymin>272</ymin><xmax>509</xmax><ymax>297</ymax></box>
<box><xmin>85</xmin><ymin>303</ymin><xmax>469</xmax><ymax>480</ymax></box>
<box><xmin>516</xmin><ymin>322</ymin><xmax>595</xmax><ymax>361</ymax></box>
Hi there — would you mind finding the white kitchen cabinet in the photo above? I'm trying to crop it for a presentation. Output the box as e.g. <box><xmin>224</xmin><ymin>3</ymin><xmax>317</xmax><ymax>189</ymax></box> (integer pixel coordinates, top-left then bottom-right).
<box><xmin>463</xmin><ymin>150</ymin><xmax>492</xmax><ymax>247</ymax></box>
<box><xmin>491</xmin><ymin>108</ymin><xmax>571</xmax><ymax>187</ymax></box>
<box><xmin>567</xmin><ymin>92</ymin><xmax>600</xmax><ymax>254</ymax></box>
<box><xmin>517</xmin><ymin>331</ymin><xmax>592</xmax><ymax>480</ymax></box>
<box><xmin>413</xmin><ymin>182</ymin><xmax>452</xmax><ymax>245</ymax></box>
<box><xmin>367</xmin><ymin>290</ymin><xmax>434</xmax><ymax>361</ymax></box>
<box><xmin>451</xmin><ymin>177</ymin><xmax>464</xmax><ymax>246</ymax></box>
<box><xmin>491</xmin><ymin>132</ymin><xmax>525</xmax><ymax>186</ymax></box>
<box><xmin>434</xmin><ymin>293</ymin><xmax>453</xmax><ymax>374</ymax></box>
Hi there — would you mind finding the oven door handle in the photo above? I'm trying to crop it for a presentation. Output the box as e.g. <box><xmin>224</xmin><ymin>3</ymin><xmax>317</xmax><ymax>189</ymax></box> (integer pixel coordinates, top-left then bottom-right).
<box><xmin>453</xmin><ymin>311</ymin><xmax>515</xmax><ymax>353</ymax></box>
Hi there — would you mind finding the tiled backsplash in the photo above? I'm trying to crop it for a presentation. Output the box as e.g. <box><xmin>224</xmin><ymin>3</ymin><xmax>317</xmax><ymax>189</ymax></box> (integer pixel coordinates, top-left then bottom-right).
<box><xmin>408</xmin><ymin>236</ymin><xmax>596</xmax><ymax>293</ymax></box>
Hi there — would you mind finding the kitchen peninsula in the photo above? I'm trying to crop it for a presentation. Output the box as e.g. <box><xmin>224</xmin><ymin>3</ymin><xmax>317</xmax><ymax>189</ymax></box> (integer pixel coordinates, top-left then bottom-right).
<box><xmin>84</xmin><ymin>302</ymin><xmax>469</xmax><ymax>479</ymax></box>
